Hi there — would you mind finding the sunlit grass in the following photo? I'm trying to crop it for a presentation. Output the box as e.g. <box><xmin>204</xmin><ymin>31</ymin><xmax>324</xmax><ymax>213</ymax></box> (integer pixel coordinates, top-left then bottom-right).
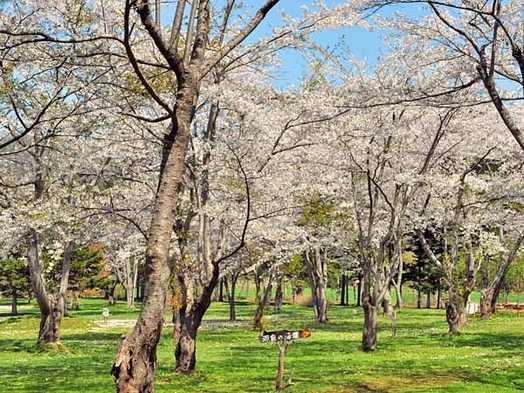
<box><xmin>1</xmin><ymin>297</ymin><xmax>523</xmax><ymax>392</ymax></box>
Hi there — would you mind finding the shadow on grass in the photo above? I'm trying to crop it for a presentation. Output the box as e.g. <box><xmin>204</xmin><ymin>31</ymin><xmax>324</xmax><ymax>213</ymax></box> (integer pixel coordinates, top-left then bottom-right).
<box><xmin>0</xmin><ymin>313</ymin><xmax>40</xmax><ymax>324</ymax></box>
<box><xmin>453</xmin><ymin>331</ymin><xmax>523</xmax><ymax>348</ymax></box>
<box><xmin>61</xmin><ymin>332</ymin><xmax>125</xmax><ymax>342</ymax></box>
<box><xmin>0</xmin><ymin>360</ymin><xmax>114</xmax><ymax>393</ymax></box>
<box><xmin>0</xmin><ymin>337</ymin><xmax>36</xmax><ymax>353</ymax></box>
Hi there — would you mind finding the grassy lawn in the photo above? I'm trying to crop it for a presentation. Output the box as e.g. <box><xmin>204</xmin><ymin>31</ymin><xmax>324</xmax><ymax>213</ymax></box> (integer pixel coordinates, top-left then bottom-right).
<box><xmin>0</xmin><ymin>297</ymin><xmax>523</xmax><ymax>392</ymax></box>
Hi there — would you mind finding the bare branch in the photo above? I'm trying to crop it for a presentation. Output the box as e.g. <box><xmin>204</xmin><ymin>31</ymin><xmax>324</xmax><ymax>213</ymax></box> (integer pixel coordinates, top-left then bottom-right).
<box><xmin>124</xmin><ymin>1</ymin><xmax>173</xmax><ymax>116</ymax></box>
<box><xmin>203</xmin><ymin>0</ymin><xmax>281</xmax><ymax>76</ymax></box>
<box><xmin>168</xmin><ymin>0</ymin><xmax>187</xmax><ymax>50</ymax></box>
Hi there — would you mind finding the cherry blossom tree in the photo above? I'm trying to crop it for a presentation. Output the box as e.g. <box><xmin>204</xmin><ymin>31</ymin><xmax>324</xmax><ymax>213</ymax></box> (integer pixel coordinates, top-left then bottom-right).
<box><xmin>357</xmin><ymin>0</ymin><xmax>523</xmax><ymax>145</ymax></box>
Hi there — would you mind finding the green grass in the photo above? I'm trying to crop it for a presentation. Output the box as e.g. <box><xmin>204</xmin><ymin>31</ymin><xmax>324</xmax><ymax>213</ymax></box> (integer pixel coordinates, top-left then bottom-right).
<box><xmin>1</xmin><ymin>297</ymin><xmax>523</xmax><ymax>392</ymax></box>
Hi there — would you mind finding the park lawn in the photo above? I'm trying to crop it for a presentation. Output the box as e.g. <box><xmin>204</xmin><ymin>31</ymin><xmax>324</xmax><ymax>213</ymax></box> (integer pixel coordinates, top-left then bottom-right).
<box><xmin>0</xmin><ymin>298</ymin><xmax>523</xmax><ymax>392</ymax></box>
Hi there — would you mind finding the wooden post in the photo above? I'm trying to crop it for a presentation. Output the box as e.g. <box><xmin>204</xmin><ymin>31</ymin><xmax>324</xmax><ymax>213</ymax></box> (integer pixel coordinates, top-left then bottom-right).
<box><xmin>258</xmin><ymin>329</ymin><xmax>310</xmax><ymax>391</ymax></box>
<box><xmin>275</xmin><ymin>338</ymin><xmax>294</xmax><ymax>392</ymax></box>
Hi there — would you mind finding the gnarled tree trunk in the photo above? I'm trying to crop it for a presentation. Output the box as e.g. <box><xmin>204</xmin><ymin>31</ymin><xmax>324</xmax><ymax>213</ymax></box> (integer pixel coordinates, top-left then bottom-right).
<box><xmin>27</xmin><ymin>230</ymin><xmax>72</xmax><ymax>345</ymax></box>
<box><xmin>175</xmin><ymin>264</ymin><xmax>219</xmax><ymax>374</ymax></box>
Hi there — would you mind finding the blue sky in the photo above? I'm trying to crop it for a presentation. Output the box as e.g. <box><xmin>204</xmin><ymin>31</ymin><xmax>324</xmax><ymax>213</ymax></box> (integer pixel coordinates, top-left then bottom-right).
<box><xmin>251</xmin><ymin>1</ymin><xmax>386</xmax><ymax>88</ymax></box>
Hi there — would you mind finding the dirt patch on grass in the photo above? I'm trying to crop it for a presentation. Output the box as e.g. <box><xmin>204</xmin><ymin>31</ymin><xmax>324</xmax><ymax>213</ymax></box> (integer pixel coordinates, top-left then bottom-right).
<box><xmin>322</xmin><ymin>374</ymin><xmax>462</xmax><ymax>393</ymax></box>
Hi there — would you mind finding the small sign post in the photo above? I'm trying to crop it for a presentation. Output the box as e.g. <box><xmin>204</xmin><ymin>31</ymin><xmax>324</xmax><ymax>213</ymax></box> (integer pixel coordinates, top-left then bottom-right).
<box><xmin>258</xmin><ymin>329</ymin><xmax>311</xmax><ymax>391</ymax></box>
<box><xmin>102</xmin><ymin>307</ymin><xmax>110</xmax><ymax>323</ymax></box>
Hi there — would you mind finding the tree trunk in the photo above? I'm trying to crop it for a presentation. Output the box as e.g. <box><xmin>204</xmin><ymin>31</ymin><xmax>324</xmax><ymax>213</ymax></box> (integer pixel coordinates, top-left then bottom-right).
<box><xmin>274</xmin><ymin>274</ymin><xmax>283</xmax><ymax>312</ymax></box>
<box><xmin>254</xmin><ymin>271</ymin><xmax>262</xmax><ymax>304</ymax></box>
<box><xmin>362</xmin><ymin>302</ymin><xmax>378</xmax><ymax>351</ymax></box>
<box><xmin>70</xmin><ymin>292</ymin><xmax>80</xmax><ymax>310</ymax></box>
<box><xmin>480</xmin><ymin>287</ymin><xmax>495</xmax><ymax>320</ymax></box>
<box><xmin>218</xmin><ymin>278</ymin><xmax>224</xmax><ymax>302</ymax></box>
<box><xmin>124</xmin><ymin>256</ymin><xmax>139</xmax><ymax>309</ymax></box>
<box><xmin>26</xmin><ymin>229</ymin><xmax>72</xmax><ymax>345</ymax></box>
<box><xmin>345</xmin><ymin>279</ymin><xmax>350</xmax><ymax>305</ymax></box>
<box><xmin>417</xmin><ymin>288</ymin><xmax>422</xmax><ymax>309</ymax></box>
<box><xmin>425</xmin><ymin>291</ymin><xmax>431</xmax><ymax>309</ymax></box>
<box><xmin>27</xmin><ymin>229</ymin><xmax>52</xmax><ymax>343</ymax></box>
<box><xmin>393</xmin><ymin>257</ymin><xmax>404</xmax><ymax>309</ymax></box>
<box><xmin>11</xmin><ymin>292</ymin><xmax>18</xmax><ymax>316</ymax></box>
<box><xmin>356</xmin><ymin>279</ymin><xmax>362</xmax><ymax>307</ymax></box>
<box><xmin>340</xmin><ymin>273</ymin><xmax>346</xmax><ymax>306</ymax></box>
<box><xmin>446</xmin><ymin>282</ymin><xmax>463</xmax><ymax>335</ymax></box>
<box><xmin>381</xmin><ymin>288</ymin><xmax>393</xmax><ymax>317</ymax></box>
<box><xmin>175</xmin><ymin>322</ymin><xmax>197</xmax><ymax>374</ymax></box>
<box><xmin>106</xmin><ymin>279</ymin><xmax>118</xmax><ymax>306</ymax></box>
<box><xmin>174</xmin><ymin>308</ymin><xmax>198</xmax><ymax>375</ymax></box>
<box><xmin>175</xmin><ymin>264</ymin><xmax>219</xmax><ymax>374</ymax></box>
<box><xmin>491</xmin><ymin>285</ymin><xmax>502</xmax><ymax>313</ymax></box>
<box><xmin>111</xmin><ymin>1</ymin><xmax>280</xmax><ymax>388</ymax></box>
<box><xmin>292</xmin><ymin>286</ymin><xmax>301</xmax><ymax>305</ymax></box>
<box><xmin>437</xmin><ymin>279</ymin><xmax>443</xmax><ymax>309</ymax></box>
<box><xmin>55</xmin><ymin>240</ymin><xmax>72</xmax><ymax>324</ymax></box>
<box><xmin>480</xmin><ymin>235</ymin><xmax>524</xmax><ymax>319</ymax></box>
<box><xmin>112</xmin><ymin>80</ymin><xmax>195</xmax><ymax>392</ymax></box>
<box><xmin>304</xmin><ymin>248</ymin><xmax>328</xmax><ymax>323</ymax></box>
<box><xmin>224</xmin><ymin>275</ymin><xmax>238</xmax><ymax>322</ymax></box>
<box><xmin>253</xmin><ymin>273</ymin><xmax>273</xmax><ymax>331</ymax></box>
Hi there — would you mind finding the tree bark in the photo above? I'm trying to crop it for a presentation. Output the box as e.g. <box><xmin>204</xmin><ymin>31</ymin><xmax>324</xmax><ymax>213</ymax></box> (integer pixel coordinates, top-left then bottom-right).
<box><xmin>381</xmin><ymin>288</ymin><xmax>393</xmax><ymax>317</ymax></box>
<box><xmin>480</xmin><ymin>235</ymin><xmax>524</xmax><ymax>319</ymax></box>
<box><xmin>224</xmin><ymin>274</ymin><xmax>238</xmax><ymax>322</ymax></box>
<box><xmin>392</xmin><ymin>257</ymin><xmax>404</xmax><ymax>309</ymax></box>
<box><xmin>112</xmin><ymin>79</ymin><xmax>195</xmax><ymax>392</ymax></box>
<box><xmin>11</xmin><ymin>292</ymin><xmax>18</xmax><ymax>316</ymax></box>
<box><xmin>304</xmin><ymin>248</ymin><xmax>328</xmax><ymax>323</ymax></box>
<box><xmin>274</xmin><ymin>273</ymin><xmax>283</xmax><ymax>312</ymax></box>
<box><xmin>106</xmin><ymin>279</ymin><xmax>118</xmax><ymax>306</ymax></box>
<box><xmin>446</xmin><ymin>279</ymin><xmax>464</xmax><ymax>335</ymax></box>
<box><xmin>124</xmin><ymin>256</ymin><xmax>139</xmax><ymax>309</ymax></box>
<box><xmin>437</xmin><ymin>279</ymin><xmax>443</xmax><ymax>309</ymax></box>
<box><xmin>254</xmin><ymin>270</ymin><xmax>262</xmax><ymax>304</ymax></box>
<box><xmin>175</xmin><ymin>263</ymin><xmax>220</xmax><ymax>374</ymax></box>
<box><xmin>340</xmin><ymin>273</ymin><xmax>346</xmax><ymax>306</ymax></box>
<box><xmin>362</xmin><ymin>302</ymin><xmax>378</xmax><ymax>351</ymax></box>
<box><xmin>26</xmin><ymin>229</ymin><xmax>71</xmax><ymax>345</ymax></box>
<box><xmin>253</xmin><ymin>273</ymin><xmax>273</xmax><ymax>331</ymax></box>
